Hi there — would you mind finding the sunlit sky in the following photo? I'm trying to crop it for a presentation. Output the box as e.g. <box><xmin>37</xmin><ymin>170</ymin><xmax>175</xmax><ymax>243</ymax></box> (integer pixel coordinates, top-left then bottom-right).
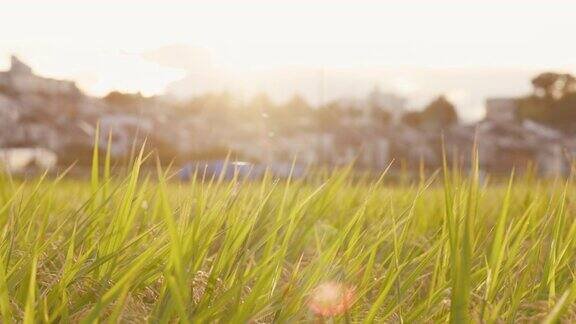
<box><xmin>1</xmin><ymin>0</ymin><xmax>576</xmax><ymax>120</ymax></box>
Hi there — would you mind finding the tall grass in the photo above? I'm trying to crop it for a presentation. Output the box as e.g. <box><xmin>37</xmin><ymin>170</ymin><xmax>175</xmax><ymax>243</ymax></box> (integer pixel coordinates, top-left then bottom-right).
<box><xmin>0</xmin><ymin>146</ymin><xmax>575</xmax><ymax>322</ymax></box>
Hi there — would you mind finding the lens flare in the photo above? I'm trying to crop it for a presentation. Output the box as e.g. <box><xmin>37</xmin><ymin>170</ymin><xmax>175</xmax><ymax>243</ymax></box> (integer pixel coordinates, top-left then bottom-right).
<box><xmin>308</xmin><ymin>282</ymin><xmax>355</xmax><ymax>317</ymax></box>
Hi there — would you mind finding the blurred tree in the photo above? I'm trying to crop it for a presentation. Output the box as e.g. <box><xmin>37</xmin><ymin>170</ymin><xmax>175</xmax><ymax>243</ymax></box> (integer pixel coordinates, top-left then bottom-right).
<box><xmin>516</xmin><ymin>95</ymin><xmax>550</xmax><ymax>124</ymax></box>
<box><xmin>422</xmin><ymin>96</ymin><xmax>458</xmax><ymax>127</ymax></box>
<box><xmin>531</xmin><ymin>72</ymin><xmax>561</xmax><ymax>99</ymax></box>
<box><xmin>401</xmin><ymin>111</ymin><xmax>422</xmax><ymax>127</ymax></box>
<box><xmin>250</xmin><ymin>93</ymin><xmax>275</xmax><ymax>113</ymax></box>
<box><xmin>401</xmin><ymin>95</ymin><xmax>457</xmax><ymax>129</ymax></box>
<box><xmin>553</xmin><ymin>92</ymin><xmax>576</xmax><ymax>130</ymax></box>
<box><xmin>518</xmin><ymin>72</ymin><xmax>576</xmax><ymax>130</ymax></box>
<box><xmin>315</xmin><ymin>102</ymin><xmax>342</xmax><ymax>131</ymax></box>
<box><xmin>372</xmin><ymin>108</ymin><xmax>392</xmax><ymax>126</ymax></box>
<box><xmin>281</xmin><ymin>94</ymin><xmax>311</xmax><ymax>115</ymax></box>
<box><xmin>104</xmin><ymin>91</ymin><xmax>146</xmax><ymax>107</ymax></box>
<box><xmin>531</xmin><ymin>72</ymin><xmax>576</xmax><ymax>100</ymax></box>
<box><xmin>176</xmin><ymin>91</ymin><xmax>235</xmax><ymax>116</ymax></box>
<box><xmin>565</xmin><ymin>74</ymin><xmax>576</xmax><ymax>94</ymax></box>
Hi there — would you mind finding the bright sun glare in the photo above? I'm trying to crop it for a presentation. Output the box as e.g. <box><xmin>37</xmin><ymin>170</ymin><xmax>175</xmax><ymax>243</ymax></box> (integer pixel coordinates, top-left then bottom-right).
<box><xmin>1</xmin><ymin>0</ymin><xmax>576</xmax><ymax>119</ymax></box>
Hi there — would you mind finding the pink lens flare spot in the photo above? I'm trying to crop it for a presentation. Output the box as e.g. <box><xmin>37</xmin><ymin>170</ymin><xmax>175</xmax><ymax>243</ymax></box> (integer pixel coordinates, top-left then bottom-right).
<box><xmin>308</xmin><ymin>282</ymin><xmax>356</xmax><ymax>317</ymax></box>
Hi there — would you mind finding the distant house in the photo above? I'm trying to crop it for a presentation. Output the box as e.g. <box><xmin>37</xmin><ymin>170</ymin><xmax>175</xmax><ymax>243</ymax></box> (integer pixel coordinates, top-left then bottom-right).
<box><xmin>0</xmin><ymin>148</ymin><xmax>57</xmax><ymax>173</ymax></box>
<box><xmin>98</xmin><ymin>114</ymin><xmax>154</xmax><ymax>156</ymax></box>
<box><xmin>333</xmin><ymin>87</ymin><xmax>407</xmax><ymax>128</ymax></box>
<box><xmin>0</xmin><ymin>56</ymin><xmax>79</xmax><ymax>97</ymax></box>
<box><xmin>473</xmin><ymin>119</ymin><xmax>568</xmax><ymax>176</ymax></box>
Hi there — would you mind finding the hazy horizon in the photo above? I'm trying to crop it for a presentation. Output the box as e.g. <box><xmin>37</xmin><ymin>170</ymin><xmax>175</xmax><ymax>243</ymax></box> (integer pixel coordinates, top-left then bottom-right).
<box><xmin>2</xmin><ymin>0</ymin><xmax>576</xmax><ymax>120</ymax></box>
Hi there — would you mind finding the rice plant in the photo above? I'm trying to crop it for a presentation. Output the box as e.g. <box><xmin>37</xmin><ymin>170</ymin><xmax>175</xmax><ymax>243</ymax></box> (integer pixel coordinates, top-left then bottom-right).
<box><xmin>0</xmin><ymin>143</ymin><xmax>575</xmax><ymax>323</ymax></box>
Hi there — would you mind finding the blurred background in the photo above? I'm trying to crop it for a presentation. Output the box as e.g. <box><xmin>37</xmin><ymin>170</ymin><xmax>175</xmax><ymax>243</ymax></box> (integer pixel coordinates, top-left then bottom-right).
<box><xmin>1</xmin><ymin>0</ymin><xmax>576</xmax><ymax>177</ymax></box>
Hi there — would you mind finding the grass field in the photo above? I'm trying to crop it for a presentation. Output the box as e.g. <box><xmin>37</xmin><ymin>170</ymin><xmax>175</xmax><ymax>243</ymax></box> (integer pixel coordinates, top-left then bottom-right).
<box><xmin>1</xmin><ymin>145</ymin><xmax>576</xmax><ymax>323</ymax></box>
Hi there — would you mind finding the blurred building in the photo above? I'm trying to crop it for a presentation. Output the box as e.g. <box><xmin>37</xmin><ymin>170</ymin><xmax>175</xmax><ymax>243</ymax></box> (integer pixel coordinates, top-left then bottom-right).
<box><xmin>0</xmin><ymin>56</ymin><xmax>574</xmax><ymax>177</ymax></box>
<box><xmin>0</xmin><ymin>56</ymin><xmax>79</xmax><ymax>97</ymax></box>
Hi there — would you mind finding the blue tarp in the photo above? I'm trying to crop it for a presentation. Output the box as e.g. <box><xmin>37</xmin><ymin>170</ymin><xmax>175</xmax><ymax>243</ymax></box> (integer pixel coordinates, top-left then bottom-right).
<box><xmin>179</xmin><ymin>160</ymin><xmax>306</xmax><ymax>181</ymax></box>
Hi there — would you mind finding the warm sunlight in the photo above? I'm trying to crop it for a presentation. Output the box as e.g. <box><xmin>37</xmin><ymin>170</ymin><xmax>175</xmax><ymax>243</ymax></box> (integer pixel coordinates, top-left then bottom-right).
<box><xmin>3</xmin><ymin>1</ymin><xmax>576</xmax><ymax>322</ymax></box>
<box><xmin>2</xmin><ymin>0</ymin><xmax>576</xmax><ymax>120</ymax></box>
